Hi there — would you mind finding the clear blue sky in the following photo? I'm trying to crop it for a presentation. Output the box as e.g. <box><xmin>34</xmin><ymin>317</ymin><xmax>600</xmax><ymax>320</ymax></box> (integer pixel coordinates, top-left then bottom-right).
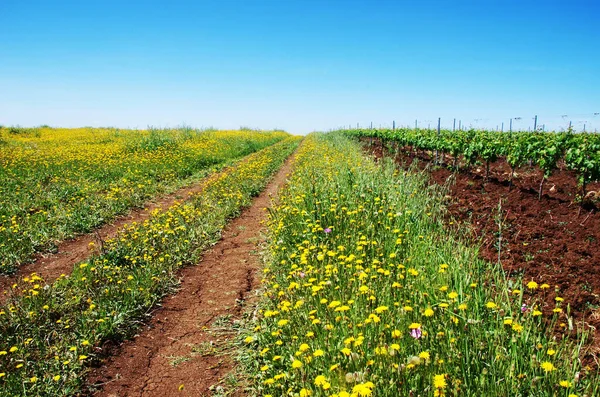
<box><xmin>1</xmin><ymin>0</ymin><xmax>599</xmax><ymax>134</ymax></box>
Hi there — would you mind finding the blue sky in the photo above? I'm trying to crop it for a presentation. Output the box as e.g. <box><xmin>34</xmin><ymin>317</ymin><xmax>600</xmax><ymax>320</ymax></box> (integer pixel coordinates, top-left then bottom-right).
<box><xmin>1</xmin><ymin>0</ymin><xmax>599</xmax><ymax>134</ymax></box>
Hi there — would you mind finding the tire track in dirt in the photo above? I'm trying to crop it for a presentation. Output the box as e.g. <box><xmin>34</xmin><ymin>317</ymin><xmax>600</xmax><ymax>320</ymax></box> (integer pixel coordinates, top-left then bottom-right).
<box><xmin>0</xmin><ymin>167</ymin><xmax>231</xmax><ymax>304</ymax></box>
<box><xmin>86</xmin><ymin>155</ymin><xmax>295</xmax><ymax>397</ymax></box>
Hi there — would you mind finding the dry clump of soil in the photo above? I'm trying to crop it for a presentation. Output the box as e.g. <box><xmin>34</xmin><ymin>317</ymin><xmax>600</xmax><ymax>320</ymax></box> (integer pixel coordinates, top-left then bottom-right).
<box><xmin>366</xmin><ymin>139</ymin><xmax>600</xmax><ymax>365</ymax></box>
<box><xmin>85</xmin><ymin>158</ymin><xmax>294</xmax><ymax>397</ymax></box>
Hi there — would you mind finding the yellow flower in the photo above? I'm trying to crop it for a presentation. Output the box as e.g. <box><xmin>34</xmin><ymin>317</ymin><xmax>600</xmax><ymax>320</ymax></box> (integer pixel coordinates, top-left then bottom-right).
<box><xmin>512</xmin><ymin>323</ymin><xmax>523</xmax><ymax>333</ymax></box>
<box><xmin>547</xmin><ymin>349</ymin><xmax>556</xmax><ymax>356</ymax></box>
<box><xmin>527</xmin><ymin>281</ymin><xmax>538</xmax><ymax>290</ymax></box>
<box><xmin>485</xmin><ymin>302</ymin><xmax>497</xmax><ymax>309</ymax></box>
<box><xmin>292</xmin><ymin>360</ymin><xmax>303</xmax><ymax>369</ymax></box>
<box><xmin>352</xmin><ymin>382</ymin><xmax>375</xmax><ymax>396</ymax></box>
<box><xmin>408</xmin><ymin>322</ymin><xmax>421</xmax><ymax>329</ymax></box>
<box><xmin>299</xmin><ymin>389</ymin><xmax>312</xmax><ymax>397</ymax></box>
<box><xmin>433</xmin><ymin>374</ymin><xmax>447</xmax><ymax>389</ymax></box>
<box><xmin>313</xmin><ymin>349</ymin><xmax>324</xmax><ymax>357</ymax></box>
<box><xmin>419</xmin><ymin>351</ymin><xmax>430</xmax><ymax>360</ymax></box>
<box><xmin>424</xmin><ymin>308</ymin><xmax>434</xmax><ymax>317</ymax></box>
<box><xmin>53</xmin><ymin>375</ymin><xmax>61</xmax><ymax>381</ymax></box>
<box><xmin>314</xmin><ymin>375</ymin><xmax>329</xmax><ymax>387</ymax></box>
<box><xmin>559</xmin><ymin>380</ymin><xmax>572</xmax><ymax>388</ymax></box>
<box><xmin>540</xmin><ymin>361</ymin><xmax>556</xmax><ymax>372</ymax></box>
<box><xmin>299</xmin><ymin>343</ymin><xmax>310</xmax><ymax>352</ymax></box>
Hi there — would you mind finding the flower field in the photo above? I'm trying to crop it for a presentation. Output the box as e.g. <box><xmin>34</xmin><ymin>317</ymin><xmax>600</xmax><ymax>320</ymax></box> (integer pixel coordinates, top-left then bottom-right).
<box><xmin>242</xmin><ymin>133</ymin><xmax>598</xmax><ymax>396</ymax></box>
<box><xmin>0</xmin><ymin>136</ymin><xmax>300</xmax><ymax>396</ymax></box>
<box><xmin>0</xmin><ymin>126</ymin><xmax>289</xmax><ymax>274</ymax></box>
<box><xmin>1</xmin><ymin>128</ymin><xmax>597</xmax><ymax>397</ymax></box>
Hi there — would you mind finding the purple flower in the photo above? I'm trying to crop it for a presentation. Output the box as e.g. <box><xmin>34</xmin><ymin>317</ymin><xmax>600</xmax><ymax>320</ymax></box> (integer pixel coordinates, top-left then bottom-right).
<box><xmin>410</xmin><ymin>327</ymin><xmax>422</xmax><ymax>339</ymax></box>
<box><xmin>299</xmin><ymin>272</ymin><xmax>306</xmax><ymax>278</ymax></box>
<box><xmin>521</xmin><ymin>304</ymin><xmax>528</xmax><ymax>313</ymax></box>
<box><xmin>324</xmin><ymin>228</ymin><xmax>332</xmax><ymax>234</ymax></box>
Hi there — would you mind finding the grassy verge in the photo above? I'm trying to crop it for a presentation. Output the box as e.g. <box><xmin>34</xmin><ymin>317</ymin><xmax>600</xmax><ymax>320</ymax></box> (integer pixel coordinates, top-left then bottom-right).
<box><xmin>241</xmin><ymin>132</ymin><xmax>597</xmax><ymax>397</ymax></box>
<box><xmin>0</xmin><ymin>136</ymin><xmax>301</xmax><ymax>397</ymax></box>
<box><xmin>0</xmin><ymin>127</ymin><xmax>289</xmax><ymax>274</ymax></box>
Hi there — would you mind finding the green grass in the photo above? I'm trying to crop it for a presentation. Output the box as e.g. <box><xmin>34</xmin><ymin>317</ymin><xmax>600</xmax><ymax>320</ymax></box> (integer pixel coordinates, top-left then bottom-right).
<box><xmin>240</xmin><ymin>132</ymin><xmax>597</xmax><ymax>397</ymax></box>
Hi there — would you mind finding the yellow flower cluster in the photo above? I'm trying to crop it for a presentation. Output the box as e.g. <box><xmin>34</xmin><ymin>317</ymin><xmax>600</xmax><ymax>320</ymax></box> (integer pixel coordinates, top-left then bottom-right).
<box><xmin>0</xmin><ymin>126</ymin><xmax>289</xmax><ymax>273</ymax></box>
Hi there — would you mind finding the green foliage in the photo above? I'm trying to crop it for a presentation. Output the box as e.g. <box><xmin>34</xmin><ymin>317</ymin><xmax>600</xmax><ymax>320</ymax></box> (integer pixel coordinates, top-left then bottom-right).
<box><xmin>343</xmin><ymin>128</ymin><xmax>600</xmax><ymax>196</ymax></box>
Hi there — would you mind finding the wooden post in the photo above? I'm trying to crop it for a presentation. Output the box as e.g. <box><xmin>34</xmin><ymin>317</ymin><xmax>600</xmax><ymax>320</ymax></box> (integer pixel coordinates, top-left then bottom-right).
<box><xmin>435</xmin><ymin>117</ymin><xmax>441</xmax><ymax>164</ymax></box>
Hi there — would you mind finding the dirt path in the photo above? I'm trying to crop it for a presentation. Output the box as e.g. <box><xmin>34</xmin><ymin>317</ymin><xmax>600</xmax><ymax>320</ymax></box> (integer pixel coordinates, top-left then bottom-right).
<box><xmin>86</xmin><ymin>156</ymin><xmax>294</xmax><ymax>397</ymax></box>
<box><xmin>0</xmin><ymin>169</ymin><xmax>227</xmax><ymax>304</ymax></box>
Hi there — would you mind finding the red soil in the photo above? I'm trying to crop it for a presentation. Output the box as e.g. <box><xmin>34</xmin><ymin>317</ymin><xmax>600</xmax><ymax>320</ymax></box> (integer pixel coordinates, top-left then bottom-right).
<box><xmin>366</xmin><ymin>139</ymin><xmax>600</xmax><ymax>364</ymax></box>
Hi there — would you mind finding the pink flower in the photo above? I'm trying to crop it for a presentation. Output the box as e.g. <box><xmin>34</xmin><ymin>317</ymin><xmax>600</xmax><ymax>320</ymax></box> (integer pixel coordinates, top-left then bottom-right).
<box><xmin>410</xmin><ymin>327</ymin><xmax>422</xmax><ymax>339</ymax></box>
<box><xmin>324</xmin><ymin>228</ymin><xmax>332</xmax><ymax>233</ymax></box>
<box><xmin>521</xmin><ymin>304</ymin><xmax>528</xmax><ymax>313</ymax></box>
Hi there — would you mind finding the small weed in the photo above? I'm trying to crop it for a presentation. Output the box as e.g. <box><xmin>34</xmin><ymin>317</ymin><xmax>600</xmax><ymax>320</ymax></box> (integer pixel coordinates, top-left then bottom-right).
<box><xmin>166</xmin><ymin>355</ymin><xmax>191</xmax><ymax>367</ymax></box>
<box><xmin>524</xmin><ymin>252</ymin><xmax>535</xmax><ymax>262</ymax></box>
